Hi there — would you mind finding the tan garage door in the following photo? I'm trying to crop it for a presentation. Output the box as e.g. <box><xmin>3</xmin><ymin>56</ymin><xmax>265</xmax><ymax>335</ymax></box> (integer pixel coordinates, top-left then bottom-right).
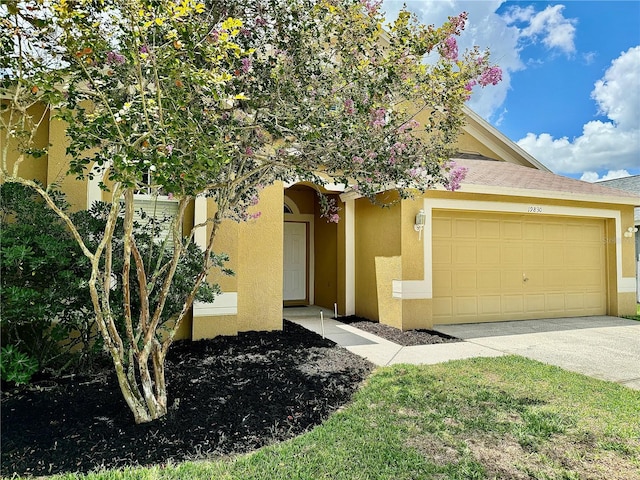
<box><xmin>432</xmin><ymin>211</ymin><xmax>607</xmax><ymax>324</ymax></box>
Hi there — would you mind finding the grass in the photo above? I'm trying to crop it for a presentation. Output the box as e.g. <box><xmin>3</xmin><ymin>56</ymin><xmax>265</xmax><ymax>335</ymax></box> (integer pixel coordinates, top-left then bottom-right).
<box><xmin>9</xmin><ymin>356</ymin><xmax>640</xmax><ymax>480</ymax></box>
<box><xmin>622</xmin><ymin>303</ymin><xmax>640</xmax><ymax>321</ymax></box>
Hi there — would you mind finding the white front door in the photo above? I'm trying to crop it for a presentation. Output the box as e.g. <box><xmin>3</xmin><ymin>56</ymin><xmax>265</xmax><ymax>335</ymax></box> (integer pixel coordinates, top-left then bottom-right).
<box><xmin>283</xmin><ymin>222</ymin><xmax>307</xmax><ymax>302</ymax></box>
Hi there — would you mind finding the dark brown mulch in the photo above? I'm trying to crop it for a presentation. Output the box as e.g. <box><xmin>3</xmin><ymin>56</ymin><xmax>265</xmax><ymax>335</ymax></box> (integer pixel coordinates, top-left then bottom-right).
<box><xmin>337</xmin><ymin>316</ymin><xmax>462</xmax><ymax>347</ymax></box>
<box><xmin>0</xmin><ymin>321</ymin><xmax>373</xmax><ymax>477</ymax></box>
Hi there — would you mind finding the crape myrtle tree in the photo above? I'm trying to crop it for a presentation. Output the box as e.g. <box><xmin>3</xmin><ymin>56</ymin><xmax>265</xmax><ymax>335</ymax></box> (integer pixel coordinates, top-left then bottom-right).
<box><xmin>0</xmin><ymin>0</ymin><xmax>502</xmax><ymax>423</ymax></box>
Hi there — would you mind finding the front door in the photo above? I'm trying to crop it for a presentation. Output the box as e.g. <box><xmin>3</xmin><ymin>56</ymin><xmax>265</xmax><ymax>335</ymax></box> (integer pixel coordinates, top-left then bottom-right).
<box><xmin>283</xmin><ymin>222</ymin><xmax>308</xmax><ymax>303</ymax></box>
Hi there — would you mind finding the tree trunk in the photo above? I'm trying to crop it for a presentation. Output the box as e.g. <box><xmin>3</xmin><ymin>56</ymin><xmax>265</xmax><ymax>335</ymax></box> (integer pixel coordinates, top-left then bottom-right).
<box><xmin>112</xmin><ymin>347</ymin><xmax>168</xmax><ymax>424</ymax></box>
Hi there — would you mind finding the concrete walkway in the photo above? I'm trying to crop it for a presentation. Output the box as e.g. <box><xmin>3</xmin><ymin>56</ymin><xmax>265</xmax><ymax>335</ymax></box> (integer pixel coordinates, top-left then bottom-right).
<box><xmin>284</xmin><ymin>306</ymin><xmax>640</xmax><ymax>390</ymax></box>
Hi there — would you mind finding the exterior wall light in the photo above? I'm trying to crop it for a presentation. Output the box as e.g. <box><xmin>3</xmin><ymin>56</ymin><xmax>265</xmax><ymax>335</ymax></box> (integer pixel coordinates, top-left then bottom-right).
<box><xmin>414</xmin><ymin>209</ymin><xmax>426</xmax><ymax>240</ymax></box>
<box><xmin>624</xmin><ymin>226</ymin><xmax>638</xmax><ymax>238</ymax></box>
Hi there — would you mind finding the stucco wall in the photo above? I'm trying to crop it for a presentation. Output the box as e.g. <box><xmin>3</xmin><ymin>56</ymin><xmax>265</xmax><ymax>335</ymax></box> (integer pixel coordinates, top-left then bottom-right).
<box><xmin>2</xmin><ymin>103</ymin><xmax>49</xmax><ymax>186</ymax></box>
<box><xmin>455</xmin><ymin>131</ymin><xmax>502</xmax><ymax>160</ymax></box>
<box><xmin>237</xmin><ymin>183</ymin><xmax>284</xmax><ymax>332</ymax></box>
<box><xmin>48</xmin><ymin>113</ymin><xmax>88</xmax><ymax>211</ymax></box>
<box><xmin>354</xmin><ymin>192</ymin><xmax>401</xmax><ymax>321</ymax></box>
<box><xmin>314</xmin><ymin>194</ymin><xmax>339</xmax><ymax>310</ymax></box>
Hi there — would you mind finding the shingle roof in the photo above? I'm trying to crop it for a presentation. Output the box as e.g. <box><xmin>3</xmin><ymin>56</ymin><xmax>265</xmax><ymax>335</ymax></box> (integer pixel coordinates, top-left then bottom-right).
<box><xmin>452</xmin><ymin>158</ymin><xmax>640</xmax><ymax>205</ymax></box>
<box><xmin>595</xmin><ymin>175</ymin><xmax>640</xmax><ymax>195</ymax></box>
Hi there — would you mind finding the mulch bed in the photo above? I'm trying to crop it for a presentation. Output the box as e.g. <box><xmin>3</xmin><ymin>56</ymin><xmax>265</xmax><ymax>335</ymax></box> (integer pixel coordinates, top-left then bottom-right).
<box><xmin>337</xmin><ymin>316</ymin><xmax>462</xmax><ymax>346</ymax></box>
<box><xmin>1</xmin><ymin>321</ymin><xmax>373</xmax><ymax>477</ymax></box>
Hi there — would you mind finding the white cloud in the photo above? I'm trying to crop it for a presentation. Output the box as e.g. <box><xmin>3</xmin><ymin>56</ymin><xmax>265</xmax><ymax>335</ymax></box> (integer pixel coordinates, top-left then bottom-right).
<box><xmin>516</xmin><ymin>46</ymin><xmax>640</xmax><ymax>175</ymax></box>
<box><xmin>502</xmin><ymin>4</ymin><xmax>577</xmax><ymax>55</ymax></box>
<box><xmin>580</xmin><ymin>170</ymin><xmax>630</xmax><ymax>183</ymax></box>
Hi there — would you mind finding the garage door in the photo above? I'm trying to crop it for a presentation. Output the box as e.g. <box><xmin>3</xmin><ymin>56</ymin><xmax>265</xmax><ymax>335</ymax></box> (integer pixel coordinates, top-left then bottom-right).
<box><xmin>432</xmin><ymin>211</ymin><xmax>607</xmax><ymax>323</ymax></box>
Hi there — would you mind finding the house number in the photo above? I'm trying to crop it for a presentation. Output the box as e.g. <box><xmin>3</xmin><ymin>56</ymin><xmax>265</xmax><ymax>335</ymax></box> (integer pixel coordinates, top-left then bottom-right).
<box><xmin>527</xmin><ymin>206</ymin><xmax>543</xmax><ymax>213</ymax></box>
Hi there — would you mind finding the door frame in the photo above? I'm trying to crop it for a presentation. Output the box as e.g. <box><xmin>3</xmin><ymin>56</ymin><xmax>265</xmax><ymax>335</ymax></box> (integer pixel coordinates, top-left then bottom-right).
<box><xmin>283</xmin><ymin>198</ymin><xmax>315</xmax><ymax>305</ymax></box>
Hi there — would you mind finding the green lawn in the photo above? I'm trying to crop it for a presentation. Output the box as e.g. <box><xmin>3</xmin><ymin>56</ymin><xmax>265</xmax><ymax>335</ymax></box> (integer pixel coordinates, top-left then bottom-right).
<box><xmin>15</xmin><ymin>356</ymin><xmax>640</xmax><ymax>480</ymax></box>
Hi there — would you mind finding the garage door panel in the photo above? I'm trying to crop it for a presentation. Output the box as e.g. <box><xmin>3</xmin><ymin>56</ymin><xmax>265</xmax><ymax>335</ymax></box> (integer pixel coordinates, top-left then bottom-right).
<box><xmin>501</xmin><ymin>270</ymin><xmax>524</xmax><ymax>290</ymax></box>
<box><xmin>544</xmin><ymin>223</ymin><xmax>565</xmax><ymax>241</ymax></box>
<box><xmin>544</xmin><ymin>269</ymin><xmax>566</xmax><ymax>288</ymax></box>
<box><xmin>523</xmin><ymin>245</ymin><xmax>544</xmax><ymax>265</ymax></box>
<box><xmin>432</xmin><ymin>271</ymin><xmax>452</xmax><ymax>293</ymax></box>
<box><xmin>455</xmin><ymin>297</ymin><xmax>478</xmax><ymax>316</ymax></box>
<box><xmin>433</xmin><ymin>211</ymin><xmax>606</xmax><ymax>323</ymax></box>
<box><xmin>585</xmin><ymin>293</ymin><xmax>606</xmax><ymax>310</ymax></box>
<box><xmin>502</xmin><ymin>221</ymin><xmax>523</xmax><ymax>239</ymax></box>
<box><xmin>433</xmin><ymin>244</ymin><xmax>451</xmax><ymax>264</ymax></box>
<box><xmin>581</xmin><ymin>224</ymin><xmax>603</xmax><ymax>242</ymax></box>
<box><xmin>454</xmin><ymin>218</ymin><xmax>477</xmax><ymax>238</ymax></box>
<box><xmin>455</xmin><ymin>271</ymin><xmax>477</xmax><ymax>290</ymax></box>
<box><xmin>478</xmin><ymin>220</ymin><xmax>500</xmax><ymax>238</ymax></box>
<box><xmin>478</xmin><ymin>245</ymin><xmax>500</xmax><ymax>264</ymax></box>
<box><xmin>543</xmin><ymin>246</ymin><xmax>564</xmax><ymax>266</ymax></box>
<box><xmin>524</xmin><ymin>294</ymin><xmax>546</xmax><ymax>312</ymax></box>
<box><xmin>480</xmin><ymin>296</ymin><xmax>501</xmax><ymax>315</ymax></box>
<box><xmin>567</xmin><ymin>269</ymin><xmax>603</xmax><ymax>288</ymax></box>
<box><xmin>565</xmin><ymin>293</ymin><xmax>586</xmax><ymax>310</ymax></box>
<box><xmin>523</xmin><ymin>223</ymin><xmax>544</xmax><ymax>241</ymax></box>
<box><xmin>502</xmin><ymin>245</ymin><xmax>523</xmax><ymax>264</ymax></box>
<box><xmin>478</xmin><ymin>270</ymin><xmax>501</xmax><ymax>290</ymax></box>
<box><xmin>433</xmin><ymin>217</ymin><xmax>452</xmax><ymax>238</ymax></box>
<box><xmin>454</xmin><ymin>244</ymin><xmax>476</xmax><ymax>264</ymax></box>
<box><xmin>503</xmin><ymin>295</ymin><xmax>524</xmax><ymax>314</ymax></box>
<box><xmin>545</xmin><ymin>293</ymin><xmax>565</xmax><ymax>312</ymax></box>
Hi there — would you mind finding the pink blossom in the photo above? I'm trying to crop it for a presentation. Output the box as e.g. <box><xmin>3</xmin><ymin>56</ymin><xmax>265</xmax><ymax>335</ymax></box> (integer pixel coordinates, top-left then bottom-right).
<box><xmin>250</xmin><ymin>195</ymin><xmax>259</xmax><ymax>206</ymax></box>
<box><xmin>464</xmin><ymin>80</ymin><xmax>477</xmax><ymax>100</ymax></box>
<box><xmin>241</xmin><ymin>57</ymin><xmax>252</xmax><ymax>73</ymax></box>
<box><xmin>256</xmin><ymin>17</ymin><xmax>267</xmax><ymax>27</ymax></box>
<box><xmin>478</xmin><ymin>66</ymin><xmax>502</xmax><ymax>86</ymax></box>
<box><xmin>398</xmin><ymin>119</ymin><xmax>420</xmax><ymax>133</ymax></box>
<box><xmin>245</xmin><ymin>146</ymin><xmax>254</xmax><ymax>156</ymax></box>
<box><xmin>328</xmin><ymin>213</ymin><xmax>340</xmax><ymax>223</ymax></box>
<box><xmin>167</xmin><ymin>192</ymin><xmax>174</xmax><ymax>200</ymax></box>
<box><xmin>352</xmin><ymin>155</ymin><xmax>364</xmax><ymax>164</ymax></box>
<box><xmin>408</xmin><ymin>167</ymin><xmax>423</xmax><ymax>178</ymax></box>
<box><xmin>166</xmin><ymin>144</ymin><xmax>174</xmax><ymax>154</ymax></box>
<box><xmin>370</xmin><ymin>107</ymin><xmax>386</xmax><ymax>128</ymax></box>
<box><xmin>140</xmin><ymin>45</ymin><xmax>150</xmax><ymax>54</ymax></box>
<box><xmin>391</xmin><ymin>142</ymin><xmax>407</xmax><ymax>154</ymax></box>
<box><xmin>445</xmin><ymin>162</ymin><xmax>468</xmax><ymax>191</ymax></box>
<box><xmin>361</xmin><ymin>0</ymin><xmax>382</xmax><ymax>15</ymax></box>
<box><xmin>106</xmin><ymin>51</ymin><xmax>125</xmax><ymax>65</ymax></box>
<box><xmin>344</xmin><ymin>98</ymin><xmax>355</xmax><ymax>115</ymax></box>
<box><xmin>442</xmin><ymin>36</ymin><xmax>458</xmax><ymax>61</ymax></box>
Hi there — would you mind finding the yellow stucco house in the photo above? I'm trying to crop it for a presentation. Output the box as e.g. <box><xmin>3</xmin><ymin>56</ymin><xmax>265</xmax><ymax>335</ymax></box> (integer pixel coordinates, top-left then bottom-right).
<box><xmin>6</xmin><ymin>104</ymin><xmax>639</xmax><ymax>338</ymax></box>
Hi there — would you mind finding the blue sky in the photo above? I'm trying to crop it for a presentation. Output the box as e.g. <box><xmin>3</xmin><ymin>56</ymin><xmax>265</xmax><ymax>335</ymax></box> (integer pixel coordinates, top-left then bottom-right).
<box><xmin>382</xmin><ymin>1</ymin><xmax>640</xmax><ymax>181</ymax></box>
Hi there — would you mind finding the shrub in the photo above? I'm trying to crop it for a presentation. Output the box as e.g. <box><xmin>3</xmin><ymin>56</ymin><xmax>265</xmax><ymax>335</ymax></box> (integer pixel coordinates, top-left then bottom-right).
<box><xmin>0</xmin><ymin>183</ymin><xmax>95</xmax><ymax>375</ymax></box>
<box><xmin>1</xmin><ymin>183</ymin><xmax>220</xmax><ymax>380</ymax></box>
<box><xmin>0</xmin><ymin>345</ymin><xmax>39</xmax><ymax>385</ymax></box>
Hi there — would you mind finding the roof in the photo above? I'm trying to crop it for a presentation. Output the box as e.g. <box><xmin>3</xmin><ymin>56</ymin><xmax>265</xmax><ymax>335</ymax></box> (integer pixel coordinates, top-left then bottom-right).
<box><xmin>461</xmin><ymin>106</ymin><xmax>550</xmax><ymax>172</ymax></box>
<box><xmin>452</xmin><ymin>158</ymin><xmax>640</xmax><ymax>206</ymax></box>
<box><xmin>595</xmin><ymin>175</ymin><xmax>640</xmax><ymax>195</ymax></box>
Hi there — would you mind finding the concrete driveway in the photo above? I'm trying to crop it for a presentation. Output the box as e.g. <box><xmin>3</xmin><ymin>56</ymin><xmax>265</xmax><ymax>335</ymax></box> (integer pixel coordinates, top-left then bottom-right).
<box><xmin>434</xmin><ymin>316</ymin><xmax>640</xmax><ymax>390</ymax></box>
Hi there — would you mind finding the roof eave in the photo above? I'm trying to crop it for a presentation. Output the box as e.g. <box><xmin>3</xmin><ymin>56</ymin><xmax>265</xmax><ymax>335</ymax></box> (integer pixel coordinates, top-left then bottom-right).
<box><xmin>462</xmin><ymin>106</ymin><xmax>550</xmax><ymax>172</ymax></box>
<box><xmin>454</xmin><ymin>183</ymin><xmax>640</xmax><ymax>206</ymax></box>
